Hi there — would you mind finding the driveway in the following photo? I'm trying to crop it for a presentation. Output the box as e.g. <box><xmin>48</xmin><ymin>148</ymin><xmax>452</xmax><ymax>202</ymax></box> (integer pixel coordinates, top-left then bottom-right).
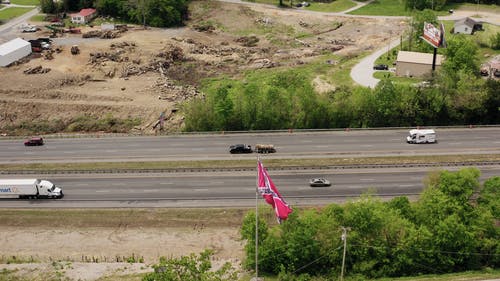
<box><xmin>0</xmin><ymin>5</ymin><xmax>39</xmax><ymax>43</ymax></box>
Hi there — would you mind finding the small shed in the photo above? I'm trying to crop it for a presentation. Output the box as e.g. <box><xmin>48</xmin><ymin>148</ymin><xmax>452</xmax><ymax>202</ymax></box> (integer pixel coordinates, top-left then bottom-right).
<box><xmin>0</xmin><ymin>38</ymin><xmax>32</xmax><ymax>67</ymax></box>
<box><xmin>70</xmin><ymin>8</ymin><xmax>97</xmax><ymax>24</ymax></box>
<box><xmin>396</xmin><ymin>51</ymin><xmax>443</xmax><ymax>78</ymax></box>
<box><xmin>453</xmin><ymin>17</ymin><xmax>482</xmax><ymax>35</ymax></box>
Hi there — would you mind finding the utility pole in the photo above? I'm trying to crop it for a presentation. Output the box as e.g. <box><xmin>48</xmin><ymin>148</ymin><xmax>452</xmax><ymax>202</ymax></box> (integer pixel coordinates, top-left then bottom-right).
<box><xmin>340</xmin><ymin>227</ymin><xmax>349</xmax><ymax>281</ymax></box>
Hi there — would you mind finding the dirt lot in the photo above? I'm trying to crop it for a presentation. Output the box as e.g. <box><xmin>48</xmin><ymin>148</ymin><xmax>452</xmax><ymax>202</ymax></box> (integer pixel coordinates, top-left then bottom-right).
<box><xmin>0</xmin><ymin>1</ymin><xmax>404</xmax><ymax>279</ymax></box>
<box><xmin>0</xmin><ymin>208</ymin><xmax>248</xmax><ymax>280</ymax></box>
<box><xmin>0</xmin><ymin>0</ymin><xmax>405</xmax><ymax>135</ymax></box>
<box><xmin>0</xmin><ymin>226</ymin><xmax>243</xmax><ymax>280</ymax></box>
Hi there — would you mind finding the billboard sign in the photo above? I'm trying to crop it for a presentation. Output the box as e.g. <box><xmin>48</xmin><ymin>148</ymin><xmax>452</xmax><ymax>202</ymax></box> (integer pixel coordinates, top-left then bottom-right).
<box><xmin>422</xmin><ymin>22</ymin><xmax>442</xmax><ymax>48</ymax></box>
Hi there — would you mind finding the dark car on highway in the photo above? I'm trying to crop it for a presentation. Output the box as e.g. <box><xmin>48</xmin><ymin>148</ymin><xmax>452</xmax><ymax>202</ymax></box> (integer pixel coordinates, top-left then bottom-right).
<box><xmin>24</xmin><ymin>137</ymin><xmax>44</xmax><ymax>146</ymax></box>
<box><xmin>229</xmin><ymin>144</ymin><xmax>252</xmax><ymax>154</ymax></box>
<box><xmin>373</xmin><ymin>64</ymin><xmax>389</xmax><ymax>70</ymax></box>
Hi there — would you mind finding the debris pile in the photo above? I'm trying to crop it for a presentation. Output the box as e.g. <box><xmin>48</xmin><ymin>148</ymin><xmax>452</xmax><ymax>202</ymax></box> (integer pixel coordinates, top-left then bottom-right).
<box><xmin>235</xmin><ymin>36</ymin><xmax>259</xmax><ymax>47</ymax></box>
<box><xmin>192</xmin><ymin>22</ymin><xmax>216</xmax><ymax>32</ymax></box>
<box><xmin>154</xmin><ymin>78</ymin><xmax>202</xmax><ymax>102</ymax></box>
<box><xmin>89</xmin><ymin>51</ymin><xmax>125</xmax><ymax>63</ymax></box>
<box><xmin>23</xmin><ymin>65</ymin><xmax>51</xmax><ymax>74</ymax></box>
<box><xmin>82</xmin><ymin>29</ymin><xmax>124</xmax><ymax>39</ymax></box>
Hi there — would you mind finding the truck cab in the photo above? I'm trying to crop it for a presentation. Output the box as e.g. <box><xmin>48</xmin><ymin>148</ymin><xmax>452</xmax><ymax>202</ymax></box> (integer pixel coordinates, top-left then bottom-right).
<box><xmin>38</xmin><ymin>180</ymin><xmax>64</xmax><ymax>198</ymax></box>
<box><xmin>406</xmin><ymin>129</ymin><xmax>437</xmax><ymax>144</ymax></box>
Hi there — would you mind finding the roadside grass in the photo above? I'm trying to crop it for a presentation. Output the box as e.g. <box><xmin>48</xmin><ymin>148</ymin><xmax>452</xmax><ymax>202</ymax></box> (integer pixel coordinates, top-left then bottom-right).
<box><xmin>305</xmin><ymin>0</ymin><xmax>357</xmax><ymax>13</ymax></box>
<box><xmin>456</xmin><ymin>3</ymin><xmax>500</xmax><ymax>14</ymax></box>
<box><xmin>348</xmin><ymin>0</ymin><xmax>410</xmax><ymax>16</ymax></box>
<box><xmin>373</xmin><ymin>71</ymin><xmax>420</xmax><ymax>85</ymax></box>
<box><xmin>0</xmin><ymin>154</ymin><xmax>499</xmax><ymax>172</ymax></box>
<box><xmin>10</xmin><ymin>0</ymin><xmax>38</xmax><ymax>5</ymax></box>
<box><xmin>29</xmin><ymin>14</ymin><xmax>46</xmax><ymax>22</ymax></box>
<box><xmin>0</xmin><ymin>207</ymin><xmax>271</xmax><ymax>228</ymax></box>
<box><xmin>0</xmin><ymin>7</ymin><xmax>33</xmax><ymax>21</ymax></box>
<box><xmin>474</xmin><ymin>23</ymin><xmax>500</xmax><ymax>59</ymax></box>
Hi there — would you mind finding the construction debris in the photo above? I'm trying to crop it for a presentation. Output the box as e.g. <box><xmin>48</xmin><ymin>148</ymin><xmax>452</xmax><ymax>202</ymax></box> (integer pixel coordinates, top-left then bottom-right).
<box><xmin>82</xmin><ymin>29</ymin><xmax>124</xmax><ymax>39</ymax></box>
<box><xmin>235</xmin><ymin>36</ymin><xmax>259</xmax><ymax>47</ymax></box>
<box><xmin>71</xmin><ymin>45</ymin><xmax>80</xmax><ymax>55</ymax></box>
<box><xmin>24</xmin><ymin>65</ymin><xmax>51</xmax><ymax>74</ymax></box>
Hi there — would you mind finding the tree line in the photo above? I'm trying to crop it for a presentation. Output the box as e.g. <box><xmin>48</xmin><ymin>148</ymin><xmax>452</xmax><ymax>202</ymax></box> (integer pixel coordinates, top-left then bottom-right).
<box><xmin>182</xmin><ymin>66</ymin><xmax>499</xmax><ymax>131</ymax></box>
<box><xmin>182</xmin><ymin>9</ymin><xmax>499</xmax><ymax>131</ymax></box>
<box><xmin>40</xmin><ymin>0</ymin><xmax>189</xmax><ymax>27</ymax></box>
<box><xmin>240</xmin><ymin>168</ymin><xmax>499</xmax><ymax>280</ymax></box>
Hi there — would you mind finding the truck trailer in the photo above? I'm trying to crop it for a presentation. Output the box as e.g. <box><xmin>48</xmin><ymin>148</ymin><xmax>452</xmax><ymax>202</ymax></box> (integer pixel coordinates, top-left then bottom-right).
<box><xmin>0</xmin><ymin>179</ymin><xmax>63</xmax><ymax>199</ymax></box>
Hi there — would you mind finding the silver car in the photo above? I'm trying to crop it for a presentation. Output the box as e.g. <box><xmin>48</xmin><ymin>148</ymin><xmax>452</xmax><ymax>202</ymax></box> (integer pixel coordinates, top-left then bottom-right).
<box><xmin>309</xmin><ymin>178</ymin><xmax>331</xmax><ymax>187</ymax></box>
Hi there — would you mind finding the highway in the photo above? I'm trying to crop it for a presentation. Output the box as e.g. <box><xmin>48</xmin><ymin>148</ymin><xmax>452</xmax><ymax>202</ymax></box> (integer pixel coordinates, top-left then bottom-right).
<box><xmin>1</xmin><ymin>128</ymin><xmax>500</xmax><ymax>163</ymax></box>
<box><xmin>1</xmin><ymin>165</ymin><xmax>499</xmax><ymax>208</ymax></box>
<box><xmin>1</xmin><ymin>128</ymin><xmax>499</xmax><ymax>207</ymax></box>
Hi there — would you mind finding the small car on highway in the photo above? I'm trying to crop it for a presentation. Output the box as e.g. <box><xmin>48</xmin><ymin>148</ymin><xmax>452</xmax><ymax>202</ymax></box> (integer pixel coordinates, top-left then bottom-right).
<box><xmin>309</xmin><ymin>178</ymin><xmax>331</xmax><ymax>187</ymax></box>
<box><xmin>229</xmin><ymin>144</ymin><xmax>253</xmax><ymax>154</ymax></box>
<box><xmin>24</xmin><ymin>136</ymin><xmax>44</xmax><ymax>146</ymax></box>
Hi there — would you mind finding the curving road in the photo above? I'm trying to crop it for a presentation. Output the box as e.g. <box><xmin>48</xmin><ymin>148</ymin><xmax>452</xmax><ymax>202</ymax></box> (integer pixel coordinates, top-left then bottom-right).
<box><xmin>1</xmin><ymin>128</ymin><xmax>499</xmax><ymax>164</ymax></box>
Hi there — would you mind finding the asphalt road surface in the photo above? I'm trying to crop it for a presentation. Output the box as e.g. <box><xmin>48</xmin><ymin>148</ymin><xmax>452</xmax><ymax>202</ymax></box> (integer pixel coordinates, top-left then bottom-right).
<box><xmin>1</xmin><ymin>128</ymin><xmax>500</xmax><ymax>163</ymax></box>
<box><xmin>1</xmin><ymin>165</ymin><xmax>498</xmax><ymax>208</ymax></box>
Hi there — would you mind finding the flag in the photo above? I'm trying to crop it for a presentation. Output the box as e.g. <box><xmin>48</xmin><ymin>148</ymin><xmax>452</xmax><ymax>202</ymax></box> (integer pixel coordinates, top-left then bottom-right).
<box><xmin>257</xmin><ymin>160</ymin><xmax>292</xmax><ymax>223</ymax></box>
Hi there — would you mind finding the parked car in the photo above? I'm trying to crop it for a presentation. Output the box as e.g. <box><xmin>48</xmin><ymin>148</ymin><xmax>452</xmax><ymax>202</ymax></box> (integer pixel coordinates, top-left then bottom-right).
<box><xmin>22</xmin><ymin>26</ymin><xmax>38</xmax><ymax>33</ymax></box>
<box><xmin>373</xmin><ymin>64</ymin><xmax>389</xmax><ymax>70</ymax></box>
<box><xmin>309</xmin><ymin>178</ymin><xmax>331</xmax><ymax>187</ymax></box>
<box><xmin>296</xmin><ymin>1</ymin><xmax>310</xmax><ymax>7</ymax></box>
<box><xmin>480</xmin><ymin>69</ymin><xmax>489</xmax><ymax>76</ymax></box>
<box><xmin>494</xmin><ymin>69</ymin><xmax>500</xmax><ymax>78</ymax></box>
<box><xmin>229</xmin><ymin>144</ymin><xmax>252</xmax><ymax>154</ymax></box>
<box><xmin>24</xmin><ymin>137</ymin><xmax>44</xmax><ymax>146</ymax></box>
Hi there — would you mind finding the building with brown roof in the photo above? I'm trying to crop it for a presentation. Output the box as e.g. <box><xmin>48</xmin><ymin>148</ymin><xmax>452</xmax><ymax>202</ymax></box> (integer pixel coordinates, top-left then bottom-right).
<box><xmin>396</xmin><ymin>51</ymin><xmax>444</xmax><ymax>78</ymax></box>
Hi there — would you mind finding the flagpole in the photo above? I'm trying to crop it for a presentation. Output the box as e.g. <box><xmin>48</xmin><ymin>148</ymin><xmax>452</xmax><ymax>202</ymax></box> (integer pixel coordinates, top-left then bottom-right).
<box><xmin>255</xmin><ymin>155</ymin><xmax>259</xmax><ymax>280</ymax></box>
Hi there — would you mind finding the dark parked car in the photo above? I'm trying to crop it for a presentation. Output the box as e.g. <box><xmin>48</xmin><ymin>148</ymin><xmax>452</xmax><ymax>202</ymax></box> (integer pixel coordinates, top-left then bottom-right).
<box><xmin>309</xmin><ymin>178</ymin><xmax>331</xmax><ymax>187</ymax></box>
<box><xmin>373</xmin><ymin>64</ymin><xmax>389</xmax><ymax>70</ymax></box>
<box><xmin>229</xmin><ymin>144</ymin><xmax>252</xmax><ymax>154</ymax></box>
<box><xmin>24</xmin><ymin>137</ymin><xmax>44</xmax><ymax>146</ymax></box>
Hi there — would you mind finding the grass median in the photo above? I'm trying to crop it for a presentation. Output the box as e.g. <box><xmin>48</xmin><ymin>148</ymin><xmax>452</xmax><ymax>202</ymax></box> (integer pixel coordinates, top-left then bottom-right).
<box><xmin>1</xmin><ymin>154</ymin><xmax>499</xmax><ymax>172</ymax></box>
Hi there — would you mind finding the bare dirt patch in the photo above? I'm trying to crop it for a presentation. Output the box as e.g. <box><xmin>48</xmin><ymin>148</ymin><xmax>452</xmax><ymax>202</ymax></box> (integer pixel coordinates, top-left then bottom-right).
<box><xmin>0</xmin><ymin>208</ymin><xmax>248</xmax><ymax>280</ymax></box>
<box><xmin>0</xmin><ymin>0</ymin><xmax>405</xmax><ymax>135</ymax></box>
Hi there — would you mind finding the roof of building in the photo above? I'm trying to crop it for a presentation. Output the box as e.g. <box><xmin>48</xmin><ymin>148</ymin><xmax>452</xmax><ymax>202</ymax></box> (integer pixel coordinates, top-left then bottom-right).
<box><xmin>0</xmin><ymin>38</ymin><xmax>30</xmax><ymax>56</ymax></box>
<box><xmin>397</xmin><ymin>51</ymin><xmax>443</xmax><ymax>65</ymax></box>
<box><xmin>454</xmin><ymin>17</ymin><xmax>481</xmax><ymax>28</ymax></box>
<box><xmin>72</xmin><ymin>8</ymin><xmax>96</xmax><ymax>17</ymax></box>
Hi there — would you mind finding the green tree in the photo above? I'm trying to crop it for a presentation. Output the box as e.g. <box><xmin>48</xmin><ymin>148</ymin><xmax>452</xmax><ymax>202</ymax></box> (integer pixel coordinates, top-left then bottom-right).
<box><xmin>441</xmin><ymin>35</ymin><xmax>479</xmax><ymax>77</ymax></box>
<box><xmin>40</xmin><ymin>0</ymin><xmax>57</xmax><ymax>14</ymax></box>
<box><xmin>240</xmin><ymin>210</ymin><xmax>269</xmax><ymax>272</ymax></box>
<box><xmin>478</xmin><ymin>176</ymin><xmax>500</xmax><ymax>219</ymax></box>
<box><xmin>143</xmin><ymin>249</ymin><xmax>238</xmax><ymax>281</ymax></box>
<box><xmin>95</xmin><ymin>0</ymin><xmax>123</xmax><ymax>17</ymax></box>
<box><xmin>490</xmin><ymin>32</ymin><xmax>500</xmax><ymax>50</ymax></box>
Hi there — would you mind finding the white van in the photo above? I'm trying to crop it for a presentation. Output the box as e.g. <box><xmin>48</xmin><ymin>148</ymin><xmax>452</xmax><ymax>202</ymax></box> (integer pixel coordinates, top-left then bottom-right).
<box><xmin>406</xmin><ymin>129</ymin><xmax>437</xmax><ymax>144</ymax></box>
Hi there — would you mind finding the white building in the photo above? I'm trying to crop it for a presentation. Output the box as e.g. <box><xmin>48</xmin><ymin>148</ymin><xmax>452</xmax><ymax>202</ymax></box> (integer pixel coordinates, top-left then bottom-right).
<box><xmin>0</xmin><ymin>38</ymin><xmax>32</xmax><ymax>67</ymax></box>
<box><xmin>453</xmin><ymin>17</ymin><xmax>482</xmax><ymax>35</ymax></box>
<box><xmin>70</xmin><ymin>8</ymin><xmax>97</xmax><ymax>24</ymax></box>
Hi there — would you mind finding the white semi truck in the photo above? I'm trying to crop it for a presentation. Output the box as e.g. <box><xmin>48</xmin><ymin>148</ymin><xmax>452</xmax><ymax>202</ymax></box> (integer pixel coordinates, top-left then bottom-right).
<box><xmin>0</xmin><ymin>179</ymin><xmax>63</xmax><ymax>199</ymax></box>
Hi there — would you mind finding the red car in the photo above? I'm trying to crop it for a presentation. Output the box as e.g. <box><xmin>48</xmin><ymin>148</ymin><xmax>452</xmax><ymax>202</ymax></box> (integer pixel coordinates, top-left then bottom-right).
<box><xmin>24</xmin><ymin>137</ymin><xmax>44</xmax><ymax>146</ymax></box>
